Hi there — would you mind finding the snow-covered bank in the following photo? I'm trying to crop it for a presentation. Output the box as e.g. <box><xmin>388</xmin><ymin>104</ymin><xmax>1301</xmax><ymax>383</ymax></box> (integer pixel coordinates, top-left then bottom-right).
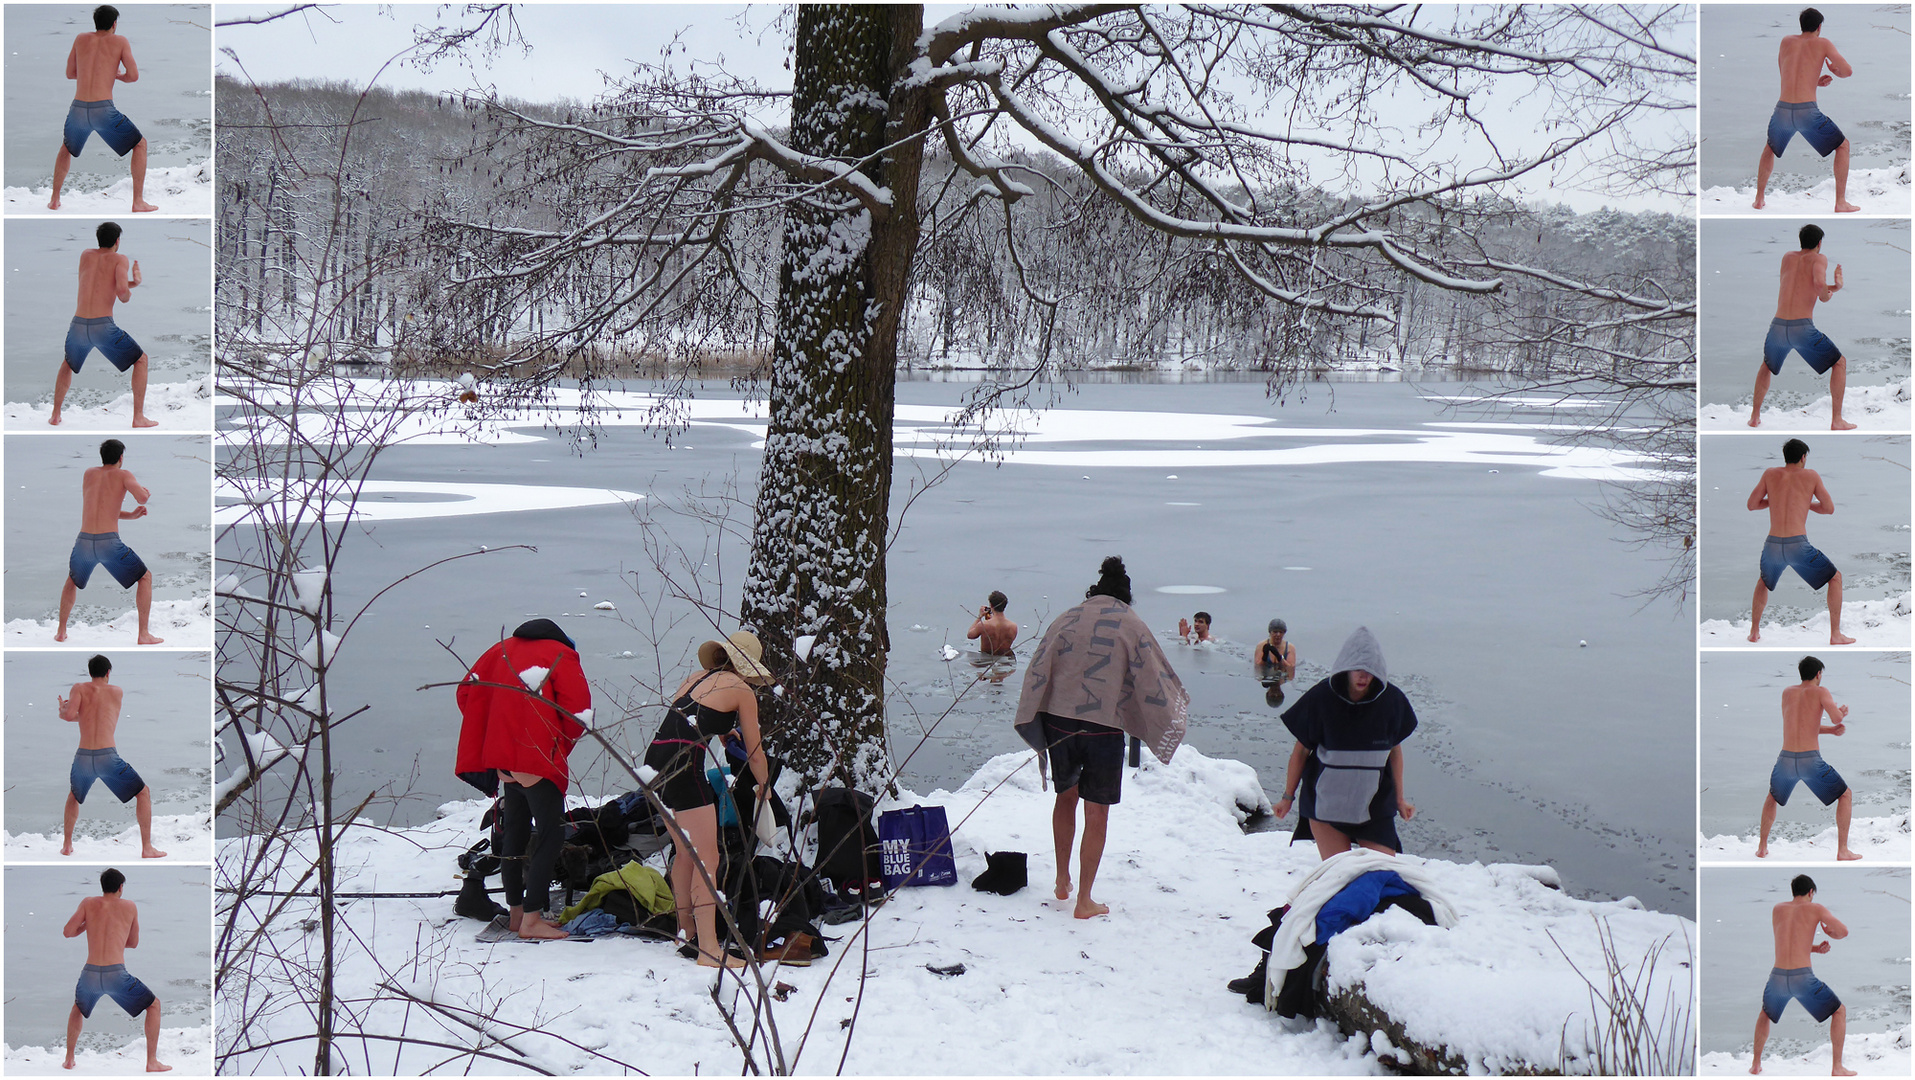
<box><xmin>5</xmin><ymin>812</ymin><xmax>212</xmax><ymax>863</ymax></box>
<box><xmin>1700</xmin><ymin>378</ymin><xmax>1913</xmax><ymax>432</ymax></box>
<box><xmin>1699</xmin><ymin>593</ymin><xmax>1911</xmax><ymax>648</ymax></box>
<box><xmin>1699</xmin><ymin>814</ymin><xmax>1911</xmax><ymax>862</ymax></box>
<box><xmin>4</xmin><ymin>596</ymin><xmax>212</xmax><ymax>648</ymax></box>
<box><xmin>3</xmin><ymin>159</ymin><xmax>213</xmax><ymax>216</ymax></box>
<box><xmin>218</xmin><ymin>746</ymin><xmax>1692</xmax><ymax>1075</ymax></box>
<box><xmin>5</xmin><ymin>1023</ymin><xmax>211</xmax><ymax>1076</ymax></box>
<box><xmin>1701</xmin><ymin>164</ymin><xmax>1912</xmax><ymax>215</ymax></box>
<box><xmin>1699</xmin><ymin>1024</ymin><xmax>1911</xmax><ymax>1076</ymax></box>
<box><xmin>7</xmin><ymin>375</ymin><xmax>215</xmax><ymax>432</ymax></box>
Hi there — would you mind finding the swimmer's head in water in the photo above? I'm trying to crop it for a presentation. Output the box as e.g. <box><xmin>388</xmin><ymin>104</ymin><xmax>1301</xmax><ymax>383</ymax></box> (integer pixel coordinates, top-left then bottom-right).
<box><xmin>100</xmin><ymin>867</ymin><xmax>125</xmax><ymax>894</ymax></box>
<box><xmin>93</xmin><ymin>5</ymin><xmax>119</xmax><ymax>33</ymax></box>
<box><xmin>1799</xmin><ymin>655</ymin><xmax>1825</xmax><ymax>681</ymax></box>
<box><xmin>1800</xmin><ymin>7</ymin><xmax>1824</xmax><ymax>34</ymax></box>
<box><xmin>96</xmin><ymin>222</ymin><xmax>122</xmax><ymax>249</ymax></box>
<box><xmin>988</xmin><ymin>590</ymin><xmax>1007</xmax><ymax>613</ymax></box>
<box><xmin>1268</xmin><ymin>618</ymin><xmax>1286</xmax><ymax>636</ymax></box>
<box><xmin>1783</xmin><ymin>438</ymin><xmax>1809</xmax><ymax>465</ymax></box>
<box><xmin>88</xmin><ymin>654</ymin><xmax>111</xmax><ymax>678</ymax></box>
<box><xmin>1799</xmin><ymin>223</ymin><xmax>1824</xmax><ymax>251</ymax></box>
<box><xmin>1792</xmin><ymin>873</ymin><xmax>1816</xmax><ymax>897</ymax></box>
<box><xmin>1193</xmin><ymin>612</ymin><xmax>1211</xmax><ymax>628</ymax></box>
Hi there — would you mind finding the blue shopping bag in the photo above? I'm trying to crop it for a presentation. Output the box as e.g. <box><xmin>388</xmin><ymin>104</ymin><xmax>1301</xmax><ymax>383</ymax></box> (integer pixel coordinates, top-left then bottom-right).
<box><xmin>877</xmin><ymin>804</ymin><xmax>958</xmax><ymax>889</ymax></box>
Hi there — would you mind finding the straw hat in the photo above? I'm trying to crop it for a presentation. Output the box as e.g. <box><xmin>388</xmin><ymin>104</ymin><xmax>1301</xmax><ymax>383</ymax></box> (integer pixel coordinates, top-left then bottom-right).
<box><xmin>698</xmin><ymin>630</ymin><xmax>773</xmax><ymax>685</ymax></box>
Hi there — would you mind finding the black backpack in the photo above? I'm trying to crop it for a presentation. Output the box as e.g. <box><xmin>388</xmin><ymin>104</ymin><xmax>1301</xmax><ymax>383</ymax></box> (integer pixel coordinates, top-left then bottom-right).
<box><xmin>812</xmin><ymin>786</ymin><xmax>880</xmax><ymax>891</ymax></box>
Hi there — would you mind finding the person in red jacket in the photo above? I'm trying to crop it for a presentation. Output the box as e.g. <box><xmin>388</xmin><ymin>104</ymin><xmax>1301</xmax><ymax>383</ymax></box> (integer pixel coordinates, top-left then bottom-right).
<box><xmin>455</xmin><ymin>618</ymin><xmax>592</xmax><ymax>940</ymax></box>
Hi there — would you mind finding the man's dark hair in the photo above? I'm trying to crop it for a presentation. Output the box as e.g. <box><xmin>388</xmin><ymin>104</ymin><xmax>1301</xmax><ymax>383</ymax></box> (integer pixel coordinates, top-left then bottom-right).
<box><xmin>1791</xmin><ymin>873</ymin><xmax>1816</xmax><ymax>897</ymax></box>
<box><xmin>1194</xmin><ymin>611</ymin><xmax>1211</xmax><ymax>624</ymax></box>
<box><xmin>1800</xmin><ymin>8</ymin><xmax>1824</xmax><ymax>33</ymax></box>
<box><xmin>1798</xmin><ymin>655</ymin><xmax>1825</xmax><ymax>681</ymax></box>
<box><xmin>88</xmin><ymin>654</ymin><xmax>112</xmax><ymax>678</ymax></box>
<box><xmin>1782</xmin><ymin>438</ymin><xmax>1809</xmax><ymax>464</ymax></box>
<box><xmin>96</xmin><ymin>221</ymin><xmax>122</xmax><ymax>249</ymax></box>
<box><xmin>100</xmin><ymin>438</ymin><xmax>124</xmax><ymax>465</ymax></box>
<box><xmin>988</xmin><ymin>590</ymin><xmax>1007</xmax><ymax>613</ymax></box>
<box><xmin>1799</xmin><ymin>223</ymin><xmax>1824</xmax><ymax>250</ymax></box>
<box><xmin>100</xmin><ymin>867</ymin><xmax>125</xmax><ymax>894</ymax></box>
<box><xmin>92</xmin><ymin>5</ymin><xmax>118</xmax><ymax>32</ymax></box>
<box><xmin>1085</xmin><ymin>555</ymin><xmax>1132</xmax><ymax>606</ymax></box>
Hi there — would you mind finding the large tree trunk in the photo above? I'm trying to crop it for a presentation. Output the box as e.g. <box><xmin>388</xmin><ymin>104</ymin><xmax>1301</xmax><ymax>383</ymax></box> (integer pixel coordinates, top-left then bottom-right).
<box><xmin>741</xmin><ymin>4</ymin><xmax>927</xmax><ymax>794</ymax></box>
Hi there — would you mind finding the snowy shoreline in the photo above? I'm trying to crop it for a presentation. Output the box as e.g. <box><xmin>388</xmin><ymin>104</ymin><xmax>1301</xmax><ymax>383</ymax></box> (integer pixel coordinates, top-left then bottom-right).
<box><xmin>217</xmin><ymin>746</ymin><xmax>1693</xmax><ymax>1075</ymax></box>
<box><xmin>1701</xmin><ymin>163</ymin><xmax>1912</xmax><ymax>215</ymax></box>
<box><xmin>1700</xmin><ymin>378</ymin><xmax>1913</xmax><ymax>433</ymax></box>
<box><xmin>1699</xmin><ymin>1024</ymin><xmax>1912</xmax><ymax>1076</ymax></box>
<box><xmin>5</xmin><ymin>1023</ymin><xmax>211</xmax><ymax>1076</ymax></box>
<box><xmin>1699</xmin><ymin>593</ymin><xmax>1912</xmax><ymax>648</ymax></box>
<box><xmin>6</xmin><ymin>375</ymin><xmax>215</xmax><ymax>432</ymax></box>
<box><xmin>1699</xmin><ymin>813</ymin><xmax>1912</xmax><ymax>862</ymax></box>
<box><xmin>3</xmin><ymin>159</ymin><xmax>213</xmax><ymax>216</ymax></box>
<box><xmin>4</xmin><ymin>596</ymin><xmax>213</xmax><ymax>648</ymax></box>
<box><xmin>5</xmin><ymin>812</ymin><xmax>213</xmax><ymax>863</ymax></box>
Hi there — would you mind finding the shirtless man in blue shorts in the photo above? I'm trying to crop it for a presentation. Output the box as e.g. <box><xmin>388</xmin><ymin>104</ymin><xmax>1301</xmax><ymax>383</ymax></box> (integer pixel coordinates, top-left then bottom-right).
<box><xmin>1753</xmin><ymin>8</ymin><xmax>1859</xmax><ymax>214</ymax></box>
<box><xmin>57</xmin><ymin>438</ymin><xmax>164</xmax><ymax>645</ymax></box>
<box><xmin>1756</xmin><ymin>655</ymin><xmax>1860</xmax><ymax>861</ymax></box>
<box><xmin>53</xmin><ymin>221</ymin><xmax>156</xmax><ymax>427</ymax></box>
<box><xmin>63</xmin><ymin>867</ymin><xmax>171</xmax><ymax>1072</ymax></box>
<box><xmin>1750</xmin><ymin>224</ymin><xmax>1854</xmax><ymax>431</ymax></box>
<box><xmin>60</xmin><ymin>654</ymin><xmax>166</xmax><ymax>858</ymax></box>
<box><xmin>1747</xmin><ymin>439</ymin><xmax>1853</xmax><ymax>645</ymax></box>
<box><xmin>1749</xmin><ymin>874</ymin><xmax>1853</xmax><ymax>1076</ymax></box>
<box><xmin>50</xmin><ymin>6</ymin><xmax>157</xmax><ymax>213</ymax></box>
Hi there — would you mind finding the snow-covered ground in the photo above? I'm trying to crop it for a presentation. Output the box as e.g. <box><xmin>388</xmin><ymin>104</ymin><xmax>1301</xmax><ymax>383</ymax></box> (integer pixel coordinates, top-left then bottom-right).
<box><xmin>1699</xmin><ymin>814</ymin><xmax>1911</xmax><ymax>863</ymax></box>
<box><xmin>4</xmin><ymin>597</ymin><xmax>212</xmax><ymax>648</ymax></box>
<box><xmin>7</xmin><ymin>375</ymin><xmax>215</xmax><ymax>432</ymax></box>
<box><xmin>3</xmin><ymin>159</ymin><xmax>213</xmax><ymax>216</ymax></box>
<box><xmin>1699</xmin><ymin>593</ymin><xmax>1912</xmax><ymax>648</ymax></box>
<box><xmin>5</xmin><ymin>812</ymin><xmax>212</xmax><ymax>863</ymax></box>
<box><xmin>217</xmin><ymin>746</ymin><xmax>1692</xmax><ymax>1075</ymax></box>
<box><xmin>5</xmin><ymin>1023</ymin><xmax>211</xmax><ymax>1076</ymax></box>
<box><xmin>1701</xmin><ymin>164</ymin><xmax>1912</xmax><ymax>215</ymax></box>
<box><xmin>1700</xmin><ymin>378</ymin><xmax>1913</xmax><ymax>432</ymax></box>
<box><xmin>1699</xmin><ymin>1024</ymin><xmax>1912</xmax><ymax>1076</ymax></box>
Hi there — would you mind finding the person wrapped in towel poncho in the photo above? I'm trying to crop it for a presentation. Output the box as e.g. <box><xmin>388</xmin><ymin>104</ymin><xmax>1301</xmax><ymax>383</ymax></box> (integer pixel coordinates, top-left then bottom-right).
<box><xmin>1274</xmin><ymin>626</ymin><xmax>1418</xmax><ymax>858</ymax></box>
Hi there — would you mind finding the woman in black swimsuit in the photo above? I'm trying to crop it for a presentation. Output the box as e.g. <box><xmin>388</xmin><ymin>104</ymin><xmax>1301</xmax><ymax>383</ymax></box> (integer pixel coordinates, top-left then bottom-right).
<box><xmin>643</xmin><ymin>631</ymin><xmax>772</xmax><ymax>968</ymax></box>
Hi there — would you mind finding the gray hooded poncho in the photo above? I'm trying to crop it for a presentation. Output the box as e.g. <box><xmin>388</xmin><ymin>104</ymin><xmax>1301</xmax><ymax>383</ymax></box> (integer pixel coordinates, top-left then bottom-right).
<box><xmin>1279</xmin><ymin>626</ymin><xmax>1418</xmax><ymax>849</ymax></box>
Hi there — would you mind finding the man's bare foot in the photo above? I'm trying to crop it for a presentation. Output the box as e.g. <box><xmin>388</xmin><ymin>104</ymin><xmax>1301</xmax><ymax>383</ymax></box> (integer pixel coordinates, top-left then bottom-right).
<box><xmin>1831</xmin><ymin>418</ymin><xmax>1856</xmax><ymax>431</ymax></box>
<box><xmin>1054</xmin><ymin>874</ymin><xmax>1071</xmax><ymax>902</ymax></box>
<box><xmin>519</xmin><ymin>917</ymin><xmax>568</xmax><ymax>941</ymax></box>
<box><xmin>1753</xmin><ymin>193</ymin><xmax>1766</xmax><ymax>210</ymax></box>
<box><xmin>1748</xmin><ymin>413</ymin><xmax>1762</xmax><ymax>427</ymax></box>
<box><xmin>1749</xmin><ymin>1061</ymin><xmax>1762</xmax><ymax>1075</ymax></box>
<box><xmin>697</xmin><ymin>950</ymin><xmax>748</xmax><ymax>969</ymax></box>
<box><xmin>1074</xmin><ymin>899</ymin><xmax>1110</xmax><ymax>919</ymax></box>
<box><xmin>55</xmin><ymin>626</ymin><xmax>70</xmax><ymax>642</ymax></box>
<box><xmin>1756</xmin><ymin>844</ymin><xmax>1769</xmax><ymax>858</ymax></box>
<box><xmin>132</xmin><ymin>415</ymin><xmax>159</xmax><ymax>429</ymax></box>
<box><xmin>132</xmin><ymin>199</ymin><xmax>158</xmax><ymax>213</ymax></box>
<box><xmin>1748</xmin><ymin>626</ymin><xmax>1762</xmax><ymax>643</ymax></box>
<box><xmin>1830</xmin><ymin>631</ymin><xmax>1855</xmax><ymax>646</ymax></box>
<box><xmin>62</xmin><ymin>1059</ymin><xmax>75</xmax><ymax>1070</ymax></box>
<box><xmin>1831</xmin><ymin>1066</ymin><xmax>1855</xmax><ymax>1076</ymax></box>
<box><xmin>1838</xmin><ymin>848</ymin><xmax>1863</xmax><ymax>861</ymax></box>
<box><xmin>49</xmin><ymin>194</ymin><xmax>63</xmax><ymax>211</ymax></box>
<box><xmin>49</xmin><ymin>410</ymin><xmax>63</xmax><ymax>426</ymax></box>
<box><xmin>1834</xmin><ymin>201</ymin><xmax>1860</xmax><ymax>214</ymax></box>
<box><xmin>142</xmin><ymin>846</ymin><xmax>167</xmax><ymax>859</ymax></box>
<box><xmin>138</xmin><ymin>632</ymin><xmax>165</xmax><ymax>645</ymax></box>
<box><xmin>146</xmin><ymin>1061</ymin><xmax>172</xmax><ymax>1073</ymax></box>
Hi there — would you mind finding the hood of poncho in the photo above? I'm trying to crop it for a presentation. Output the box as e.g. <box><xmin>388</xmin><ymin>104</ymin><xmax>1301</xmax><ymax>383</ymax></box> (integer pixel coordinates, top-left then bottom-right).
<box><xmin>1012</xmin><ymin>596</ymin><xmax>1189</xmax><ymax>769</ymax></box>
<box><xmin>1330</xmin><ymin>626</ymin><xmax>1388</xmax><ymax>704</ymax></box>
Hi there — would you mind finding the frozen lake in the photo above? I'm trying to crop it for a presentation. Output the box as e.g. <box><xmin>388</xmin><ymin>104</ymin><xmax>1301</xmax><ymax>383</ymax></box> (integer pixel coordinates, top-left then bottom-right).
<box><xmin>1699</xmin><ymin>866</ymin><xmax>1911</xmax><ymax>1055</ymax></box>
<box><xmin>1698</xmin><ymin>218</ymin><xmax>1910</xmax><ymax>420</ymax></box>
<box><xmin>2</xmin><ymin>865</ymin><xmax>211</xmax><ymax>1054</ymax></box>
<box><xmin>4</xmin><ymin>217</ymin><xmax>212</xmax><ymax>422</ymax></box>
<box><xmin>2</xmin><ymin>651</ymin><xmax>212</xmax><ymax>839</ymax></box>
<box><xmin>1699</xmin><ymin>4</ymin><xmax>1912</xmax><ymax>197</ymax></box>
<box><xmin>1</xmin><ymin>5</ymin><xmax>211</xmax><ymax>191</ymax></box>
<box><xmin>1699</xmin><ymin>650</ymin><xmax>1911</xmax><ymax>841</ymax></box>
<box><xmin>215</xmin><ymin>377</ymin><xmax>1696</xmax><ymax>914</ymax></box>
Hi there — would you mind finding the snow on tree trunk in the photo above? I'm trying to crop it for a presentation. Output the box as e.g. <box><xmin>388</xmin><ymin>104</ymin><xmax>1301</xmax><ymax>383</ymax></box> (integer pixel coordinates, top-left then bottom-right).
<box><xmin>741</xmin><ymin>4</ymin><xmax>927</xmax><ymax>795</ymax></box>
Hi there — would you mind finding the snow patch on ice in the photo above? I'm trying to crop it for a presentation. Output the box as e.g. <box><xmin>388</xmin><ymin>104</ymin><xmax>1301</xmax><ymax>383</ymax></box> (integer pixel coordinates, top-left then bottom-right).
<box><xmin>1700</xmin><ymin>593</ymin><xmax>1911</xmax><ymax>648</ymax></box>
<box><xmin>5</xmin><ymin>1023</ymin><xmax>212</xmax><ymax>1076</ymax></box>
<box><xmin>5</xmin><ymin>812</ymin><xmax>211</xmax><ymax>862</ymax></box>
<box><xmin>1699</xmin><ymin>814</ymin><xmax>1911</xmax><ymax>862</ymax></box>
<box><xmin>4</xmin><ymin>597</ymin><xmax>210</xmax><ymax>647</ymax></box>
<box><xmin>1156</xmin><ymin>585</ymin><xmax>1226</xmax><ymax>595</ymax></box>
<box><xmin>1700</xmin><ymin>164</ymin><xmax>1911</xmax><ymax>215</ymax></box>
<box><xmin>4</xmin><ymin>158</ymin><xmax>214</xmax><ymax>216</ymax></box>
<box><xmin>215</xmin><ymin>478</ymin><xmax>642</xmax><ymax>525</ymax></box>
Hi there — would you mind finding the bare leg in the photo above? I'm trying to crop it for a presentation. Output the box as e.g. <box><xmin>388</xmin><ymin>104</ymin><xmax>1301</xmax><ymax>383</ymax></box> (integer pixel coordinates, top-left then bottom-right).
<box><xmin>51</xmin><ymin>145</ymin><xmax>72</xmax><ymax>211</ymax></box>
<box><xmin>1749</xmin><ymin>362</ymin><xmax>1773</xmax><ymax>427</ymax></box>
<box><xmin>1310</xmin><ymin>818</ymin><xmax>1356</xmax><ymax>861</ymax></box>
<box><xmin>1835</xmin><ymin>789</ymin><xmax>1861</xmax><ymax>860</ymax></box>
<box><xmin>684</xmin><ymin>807</ymin><xmax>744</xmax><ymax>967</ymax></box>
<box><xmin>52</xmin><ymin>361</ymin><xmax>75</xmax><ymax>425</ymax></box>
<box><xmin>136</xmin><ymin>787</ymin><xmax>166</xmax><ymax>858</ymax></box>
<box><xmin>64</xmin><ymin>1004</ymin><xmax>83</xmax><ymax>1069</ymax></box>
<box><xmin>1827</xmin><ymin>357</ymin><xmax>1855</xmax><ymax>430</ymax></box>
<box><xmin>1754</xmin><ymin>145</ymin><xmax>1775</xmax><ymax>209</ymax></box>
<box><xmin>1052</xmin><ymin>787</ymin><xmax>1079</xmax><ymax>900</ymax></box>
<box><xmin>1075</xmin><ymin>800</ymin><xmax>1110</xmax><ymax>918</ymax></box>
<box><xmin>131</xmin><ymin>354</ymin><xmax>157</xmax><ymax>427</ymax></box>
<box><xmin>1749</xmin><ymin>579</ymin><xmax>1770</xmax><ymax>643</ymax></box>
<box><xmin>1756</xmin><ymin>793</ymin><xmax>1777</xmax><ymax>858</ymax></box>
<box><xmin>136</xmin><ymin>571</ymin><xmax>164</xmax><ymax>645</ymax></box>
<box><xmin>1826</xmin><ymin>571</ymin><xmax>1853</xmax><ymax>646</ymax></box>
<box><xmin>64</xmin><ymin>793</ymin><xmax>80</xmax><ymax>856</ymax></box>
<box><xmin>1832</xmin><ymin>141</ymin><xmax>1858</xmax><ymax>213</ymax></box>
<box><xmin>57</xmin><ymin>577</ymin><xmax>78</xmax><ymax>642</ymax></box>
<box><xmin>1830</xmin><ymin>1003</ymin><xmax>1854</xmax><ymax>1075</ymax></box>
<box><xmin>1750</xmin><ymin>1009</ymin><xmax>1771</xmax><ymax>1074</ymax></box>
<box><xmin>669</xmin><ymin>831</ymin><xmax>694</xmax><ymax>940</ymax></box>
<box><xmin>130</xmin><ymin>139</ymin><xmax>157</xmax><ymax>213</ymax></box>
<box><xmin>143</xmin><ymin>999</ymin><xmax>170</xmax><ymax>1072</ymax></box>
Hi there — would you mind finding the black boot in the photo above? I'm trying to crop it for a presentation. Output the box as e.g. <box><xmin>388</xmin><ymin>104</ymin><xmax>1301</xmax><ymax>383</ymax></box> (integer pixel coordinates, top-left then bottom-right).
<box><xmin>1226</xmin><ymin>955</ymin><xmax>1269</xmax><ymax>1004</ymax></box>
<box><xmin>454</xmin><ymin>874</ymin><xmax>507</xmax><ymax>921</ymax></box>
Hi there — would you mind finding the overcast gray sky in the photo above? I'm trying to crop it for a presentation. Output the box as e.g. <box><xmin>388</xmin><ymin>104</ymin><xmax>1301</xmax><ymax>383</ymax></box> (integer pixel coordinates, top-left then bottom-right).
<box><xmin>216</xmin><ymin>3</ymin><xmax>1692</xmax><ymax>214</ymax></box>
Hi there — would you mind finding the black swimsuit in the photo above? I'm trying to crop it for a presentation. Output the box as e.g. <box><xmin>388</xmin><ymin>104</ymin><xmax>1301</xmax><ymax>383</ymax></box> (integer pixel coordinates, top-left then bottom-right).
<box><xmin>643</xmin><ymin>670</ymin><xmax>741</xmax><ymax>811</ymax></box>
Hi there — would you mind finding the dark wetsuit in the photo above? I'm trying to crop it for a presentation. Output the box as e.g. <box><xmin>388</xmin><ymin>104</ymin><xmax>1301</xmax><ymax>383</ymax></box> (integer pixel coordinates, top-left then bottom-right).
<box><xmin>644</xmin><ymin>670</ymin><xmax>739</xmax><ymax>811</ymax></box>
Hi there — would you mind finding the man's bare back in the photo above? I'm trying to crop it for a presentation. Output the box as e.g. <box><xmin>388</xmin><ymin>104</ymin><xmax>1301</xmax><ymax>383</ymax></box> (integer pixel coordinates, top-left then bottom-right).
<box><xmin>1777</xmin><ymin>33</ymin><xmax>1849</xmax><ymax>103</ymax></box>
<box><xmin>1750</xmin><ymin>465</ymin><xmax>1831</xmax><ymax>536</ymax></box>
<box><xmin>67</xmin><ymin>894</ymin><xmax>139</xmax><ymax>966</ymax></box>
<box><xmin>1780</xmin><ymin>682</ymin><xmax>1846</xmax><ymax>752</ymax></box>
<box><xmin>60</xmin><ymin>680</ymin><xmax>124</xmax><ymax>749</ymax></box>
<box><xmin>68</xmin><ymin>31</ymin><xmax>135</xmax><ymax>102</ymax></box>
<box><xmin>80</xmin><ymin>465</ymin><xmax>148</xmax><ymax>533</ymax></box>
<box><xmin>75</xmin><ymin>247</ymin><xmax>137</xmax><ymax>319</ymax></box>
<box><xmin>1775</xmin><ymin>250</ymin><xmax>1840</xmax><ymax>320</ymax></box>
<box><xmin>1772</xmin><ymin>897</ymin><xmax>1843</xmax><ymax>968</ymax></box>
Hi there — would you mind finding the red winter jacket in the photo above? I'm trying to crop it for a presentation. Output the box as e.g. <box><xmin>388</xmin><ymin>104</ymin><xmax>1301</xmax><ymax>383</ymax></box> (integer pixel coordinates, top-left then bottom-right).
<box><xmin>455</xmin><ymin>635</ymin><xmax>592</xmax><ymax>795</ymax></box>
